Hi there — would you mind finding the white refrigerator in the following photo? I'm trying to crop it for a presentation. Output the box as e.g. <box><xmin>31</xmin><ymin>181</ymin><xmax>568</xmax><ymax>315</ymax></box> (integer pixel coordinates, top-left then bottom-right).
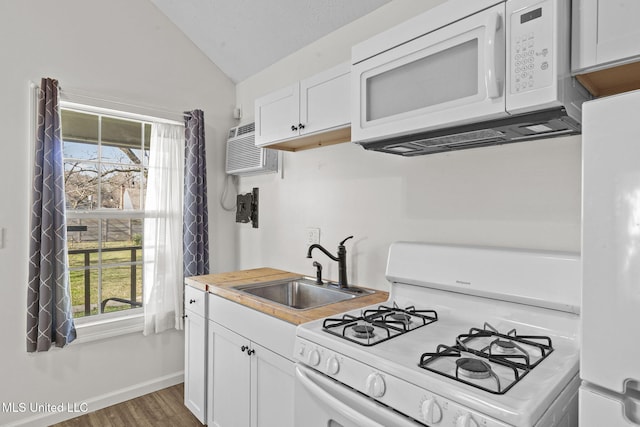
<box><xmin>581</xmin><ymin>89</ymin><xmax>640</xmax><ymax>426</ymax></box>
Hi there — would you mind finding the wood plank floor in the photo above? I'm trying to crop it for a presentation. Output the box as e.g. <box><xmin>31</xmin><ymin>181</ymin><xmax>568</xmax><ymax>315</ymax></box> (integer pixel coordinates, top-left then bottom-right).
<box><xmin>50</xmin><ymin>383</ymin><xmax>203</xmax><ymax>427</ymax></box>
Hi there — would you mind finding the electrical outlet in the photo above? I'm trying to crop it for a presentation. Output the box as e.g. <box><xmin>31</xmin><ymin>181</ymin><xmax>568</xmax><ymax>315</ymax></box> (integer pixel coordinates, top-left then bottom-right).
<box><xmin>306</xmin><ymin>228</ymin><xmax>320</xmax><ymax>246</ymax></box>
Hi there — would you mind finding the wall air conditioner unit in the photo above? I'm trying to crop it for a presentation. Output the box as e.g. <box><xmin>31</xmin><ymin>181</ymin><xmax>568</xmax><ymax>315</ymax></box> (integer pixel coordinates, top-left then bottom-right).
<box><xmin>225</xmin><ymin>122</ymin><xmax>278</xmax><ymax>176</ymax></box>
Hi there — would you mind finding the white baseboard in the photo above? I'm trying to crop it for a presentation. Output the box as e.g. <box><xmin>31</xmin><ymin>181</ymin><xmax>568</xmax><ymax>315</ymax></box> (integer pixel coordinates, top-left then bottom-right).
<box><xmin>7</xmin><ymin>371</ymin><xmax>184</xmax><ymax>427</ymax></box>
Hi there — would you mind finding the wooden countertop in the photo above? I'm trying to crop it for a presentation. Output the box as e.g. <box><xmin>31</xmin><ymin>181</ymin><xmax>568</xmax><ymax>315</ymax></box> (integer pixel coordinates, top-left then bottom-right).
<box><xmin>185</xmin><ymin>267</ymin><xmax>389</xmax><ymax>325</ymax></box>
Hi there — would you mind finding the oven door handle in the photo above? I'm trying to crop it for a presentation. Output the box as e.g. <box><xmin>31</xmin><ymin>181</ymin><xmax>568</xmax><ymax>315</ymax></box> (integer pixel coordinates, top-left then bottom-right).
<box><xmin>296</xmin><ymin>364</ymin><xmax>422</xmax><ymax>427</ymax></box>
<box><xmin>296</xmin><ymin>365</ymin><xmax>386</xmax><ymax>427</ymax></box>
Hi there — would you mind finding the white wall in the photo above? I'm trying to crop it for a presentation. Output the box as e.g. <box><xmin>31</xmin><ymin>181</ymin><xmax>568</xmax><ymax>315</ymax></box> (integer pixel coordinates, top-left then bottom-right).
<box><xmin>234</xmin><ymin>0</ymin><xmax>582</xmax><ymax>290</ymax></box>
<box><xmin>0</xmin><ymin>1</ymin><xmax>235</xmax><ymax>425</ymax></box>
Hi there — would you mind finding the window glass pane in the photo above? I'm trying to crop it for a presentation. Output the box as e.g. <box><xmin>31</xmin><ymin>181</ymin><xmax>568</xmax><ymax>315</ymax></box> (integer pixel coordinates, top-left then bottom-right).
<box><xmin>102</xmin><ymin>145</ymin><xmax>138</xmax><ymax>165</ymax></box>
<box><xmin>64</xmin><ymin>162</ymin><xmax>99</xmax><ymax>210</ymax></box>
<box><xmin>62</xmin><ymin>107</ymin><xmax>149</xmax><ymax>318</ymax></box>
<box><xmin>67</xmin><ymin>218</ymin><xmax>100</xmax><ymax>266</ymax></box>
<box><xmin>64</xmin><ymin>140</ymin><xmax>99</xmax><ymax>161</ymax></box>
<box><xmin>102</xmin><ymin>117</ymin><xmax>143</xmax><ymax>165</ymax></box>
<box><xmin>61</xmin><ymin>110</ymin><xmax>99</xmax><ymax>145</ymax></box>
<box><xmin>101</xmin><ymin>218</ymin><xmax>143</xmax><ymax>265</ymax></box>
<box><xmin>101</xmin><ymin>165</ymin><xmax>143</xmax><ymax>209</ymax></box>
<box><xmin>69</xmin><ymin>268</ymin><xmax>98</xmax><ymax>318</ymax></box>
<box><xmin>366</xmin><ymin>39</ymin><xmax>479</xmax><ymax>121</ymax></box>
<box><xmin>101</xmin><ymin>266</ymin><xmax>142</xmax><ymax>314</ymax></box>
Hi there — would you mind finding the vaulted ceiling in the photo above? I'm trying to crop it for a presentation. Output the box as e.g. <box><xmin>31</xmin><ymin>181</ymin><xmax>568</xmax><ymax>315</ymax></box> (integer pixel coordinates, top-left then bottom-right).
<box><xmin>149</xmin><ymin>0</ymin><xmax>391</xmax><ymax>83</ymax></box>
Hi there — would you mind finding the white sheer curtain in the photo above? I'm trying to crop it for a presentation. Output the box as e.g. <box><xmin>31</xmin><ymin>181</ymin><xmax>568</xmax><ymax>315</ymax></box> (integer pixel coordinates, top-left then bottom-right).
<box><xmin>143</xmin><ymin>123</ymin><xmax>185</xmax><ymax>335</ymax></box>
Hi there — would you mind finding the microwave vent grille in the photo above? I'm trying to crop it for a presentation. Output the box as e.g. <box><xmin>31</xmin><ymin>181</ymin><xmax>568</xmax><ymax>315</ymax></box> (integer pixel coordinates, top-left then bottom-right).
<box><xmin>361</xmin><ymin>108</ymin><xmax>581</xmax><ymax>156</ymax></box>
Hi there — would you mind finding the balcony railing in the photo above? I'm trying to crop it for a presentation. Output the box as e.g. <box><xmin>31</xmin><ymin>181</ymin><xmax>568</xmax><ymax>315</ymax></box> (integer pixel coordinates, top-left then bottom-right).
<box><xmin>67</xmin><ymin>245</ymin><xmax>142</xmax><ymax>316</ymax></box>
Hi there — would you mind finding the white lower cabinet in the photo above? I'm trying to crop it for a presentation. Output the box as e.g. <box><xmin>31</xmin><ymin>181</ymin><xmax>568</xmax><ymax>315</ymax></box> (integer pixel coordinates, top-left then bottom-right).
<box><xmin>209</xmin><ymin>322</ymin><xmax>251</xmax><ymax>426</ymax></box>
<box><xmin>209</xmin><ymin>322</ymin><xmax>295</xmax><ymax>427</ymax></box>
<box><xmin>207</xmin><ymin>293</ymin><xmax>296</xmax><ymax>427</ymax></box>
<box><xmin>184</xmin><ymin>285</ymin><xmax>208</xmax><ymax>424</ymax></box>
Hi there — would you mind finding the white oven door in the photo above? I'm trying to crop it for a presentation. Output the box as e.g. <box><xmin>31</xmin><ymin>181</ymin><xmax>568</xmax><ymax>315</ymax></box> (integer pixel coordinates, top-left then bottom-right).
<box><xmin>294</xmin><ymin>365</ymin><xmax>423</xmax><ymax>427</ymax></box>
<box><xmin>352</xmin><ymin>3</ymin><xmax>507</xmax><ymax>144</ymax></box>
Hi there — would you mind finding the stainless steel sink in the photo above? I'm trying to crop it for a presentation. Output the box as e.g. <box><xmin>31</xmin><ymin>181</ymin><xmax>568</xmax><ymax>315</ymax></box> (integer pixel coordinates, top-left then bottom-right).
<box><xmin>232</xmin><ymin>278</ymin><xmax>373</xmax><ymax>310</ymax></box>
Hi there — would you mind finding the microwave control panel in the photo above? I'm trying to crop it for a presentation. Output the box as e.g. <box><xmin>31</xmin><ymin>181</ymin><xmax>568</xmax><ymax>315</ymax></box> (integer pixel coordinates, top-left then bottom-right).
<box><xmin>509</xmin><ymin>0</ymin><xmax>554</xmax><ymax>94</ymax></box>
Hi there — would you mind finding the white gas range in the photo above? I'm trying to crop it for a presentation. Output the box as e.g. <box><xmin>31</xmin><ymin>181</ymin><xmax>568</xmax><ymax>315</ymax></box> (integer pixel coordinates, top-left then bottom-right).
<box><xmin>294</xmin><ymin>242</ymin><xmax>580</xmax><ymax>427</ymax></box>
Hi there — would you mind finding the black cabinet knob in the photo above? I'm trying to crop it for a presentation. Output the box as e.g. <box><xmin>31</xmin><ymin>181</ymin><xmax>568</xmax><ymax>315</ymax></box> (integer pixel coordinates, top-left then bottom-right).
<box><xmin>189</xmin><ymin>299</ymin><xmax>196</xmax><ymax>304</ymax></box>
<box><xmin>299</xmin><ymin>123</ymin><xmax>305</xmax><ymax>129</ymax></box>
<box><xmin>247</xmin><ymin>349</ymin><xmax>255</xmax><ymax>356</ymax></box>
<box><xmin>291</xmin><ymin>125</ymin><xmax>298</xmax><ymax>131</ymax></box>
<box><xmin>241</xmin><ymin>345</ymin><xmax>248</xmax><ymax>353</ymax></box>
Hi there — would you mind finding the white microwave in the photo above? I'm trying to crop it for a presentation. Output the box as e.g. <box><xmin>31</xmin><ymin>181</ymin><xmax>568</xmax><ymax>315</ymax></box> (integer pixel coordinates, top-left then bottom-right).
<box><xmin>351</xmin><ymin>0</ymin><xmax>590</xmax><ymax>156</ymax></box>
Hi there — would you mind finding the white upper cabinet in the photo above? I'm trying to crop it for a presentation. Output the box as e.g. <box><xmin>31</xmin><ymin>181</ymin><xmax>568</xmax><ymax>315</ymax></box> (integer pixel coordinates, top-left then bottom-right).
<box><xmin>255</xmin><ymin>62</ymin><xmax>350</xmax><ymax>151</ymax></box>
<box><xmin>572</xmin><ymin>0</ymin><xmax>640</xmax><ymax>72</ymax></box>
<box><xmin>255</xmin><ymin>84</ymin><xmax>300</xmax><ymax>145</ymax></box>
<box><xmin>299</xmin><ymin>63</ymin><xmax>350</xmax><ymax>136</ymax></box>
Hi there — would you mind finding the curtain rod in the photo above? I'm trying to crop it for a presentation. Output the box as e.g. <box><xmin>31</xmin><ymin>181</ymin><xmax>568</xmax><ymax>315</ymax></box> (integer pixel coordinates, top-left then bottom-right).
<box><xmin>46</xmin><ymin>83</ymin><xmax>193</xmax><ymax>125</ymax></box>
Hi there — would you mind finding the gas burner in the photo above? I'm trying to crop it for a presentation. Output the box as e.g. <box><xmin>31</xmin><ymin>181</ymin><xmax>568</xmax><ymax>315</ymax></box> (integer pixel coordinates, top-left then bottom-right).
<box><xmin>352</xmin><ymin>325</ymin><xmax>375</xmax><ymax>339</ymax></box>
<box><xmin>388</xmin><ymin>312</ymin><xmax>412</xmax><ymax>325</ymax></box>
<box><xmin>456</xmin><ymin>358</ymin><xmax>492</xmax><ymax>379</ymax></box>
<box><xmin>493</xmin><ymin>339</ymin><xmax>517</xmax><ymax>354</ymax></box>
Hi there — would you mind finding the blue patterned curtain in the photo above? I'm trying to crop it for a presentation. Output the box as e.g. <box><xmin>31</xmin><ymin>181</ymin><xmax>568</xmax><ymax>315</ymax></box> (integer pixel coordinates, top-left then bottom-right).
<box><xmin>27</xmin><ymin>78</ymin><xmax>76</xmax><ymax>352</ymax></box>
<box><xmin>183</xmin><ymin>110</ymin><xmax>210</xmax><ymax>277</ymax></box>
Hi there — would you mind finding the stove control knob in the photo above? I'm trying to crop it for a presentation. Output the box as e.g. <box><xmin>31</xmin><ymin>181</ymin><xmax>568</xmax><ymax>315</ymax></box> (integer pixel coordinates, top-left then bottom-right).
<box><xmin>326</xmin><ymin>356</ymin><xmax>340</xmax><ymax>375</ymax></box>
<box><xmin>308</xmin><ymin>349</ymin><xmax>321</xmax><ymax>367</ymax></box>
<box><xmin>456</xmin><ymin>413</ymin><xmax>479</xmax><ymax>427</ymax></box>
<box><xmin>365</xmin><ymin>372</ymin><xmax>386</xmax><ymax>398</ymax></box>
<box><xmin>421</xmin><ymin>397</ymin><xmax>443</xmax><ymax>424</ymax></box>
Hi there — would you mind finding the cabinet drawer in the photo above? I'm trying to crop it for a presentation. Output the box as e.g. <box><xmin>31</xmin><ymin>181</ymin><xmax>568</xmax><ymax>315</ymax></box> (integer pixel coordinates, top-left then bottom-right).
<box><xmin>208</xmin><ymin>293</ymin><xmax>296</xmax><ymax>360</ymax></box>
<box><xmin>185</xmin><ymin>285</ymin><xmax>207</xmax><ymax>317</ymax></box>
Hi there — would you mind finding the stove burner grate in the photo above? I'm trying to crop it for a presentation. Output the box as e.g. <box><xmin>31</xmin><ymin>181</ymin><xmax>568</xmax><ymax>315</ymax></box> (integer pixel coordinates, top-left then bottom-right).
<box><xmin>417</xmin><ymin>323</ymin><xmax>554</xmax><ymax>395</ymax></box>
<box><xmin>462</xmin><ymin>322</ymin><xmax>554</xmax><ymax>369</ymax></box>
<box><xmin>322</xmin><ymin>302</ymin><xmax>438</xmax><ymax>346</ymax></box>
<box><xmin>419</xmin><ymin>344</ymin><xmax>518</xmax><ymax>394</ymax></box>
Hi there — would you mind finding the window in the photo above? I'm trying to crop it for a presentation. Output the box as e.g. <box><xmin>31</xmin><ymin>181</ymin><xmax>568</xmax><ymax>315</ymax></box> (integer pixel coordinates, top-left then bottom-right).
<box><xmin>61</xmin><ymin>106</ymin><xmax>151</xmax><ymax>319</ymax></box>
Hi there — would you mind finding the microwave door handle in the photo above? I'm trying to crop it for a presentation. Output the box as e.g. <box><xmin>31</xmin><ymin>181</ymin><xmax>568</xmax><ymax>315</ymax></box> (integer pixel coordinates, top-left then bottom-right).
<box><xmin>485</xmin><ymin>11</ymin><xmax>502</xmax><ymax>99</ymax></box>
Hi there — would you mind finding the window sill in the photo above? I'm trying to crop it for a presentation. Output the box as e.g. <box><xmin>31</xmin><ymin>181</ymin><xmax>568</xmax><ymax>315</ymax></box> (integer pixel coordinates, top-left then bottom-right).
<box><xmin>73</xmin><ymin>310</ymin><xmax>144</xmax><ymax>344</ymax></box>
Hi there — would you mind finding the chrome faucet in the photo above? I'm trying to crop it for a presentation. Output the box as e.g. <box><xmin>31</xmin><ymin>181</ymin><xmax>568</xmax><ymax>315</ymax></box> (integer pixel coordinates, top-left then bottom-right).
<box><xmin>306</xmin><ymin>236</ymin><xmax>353</xmax><ymax>288</ymax></box>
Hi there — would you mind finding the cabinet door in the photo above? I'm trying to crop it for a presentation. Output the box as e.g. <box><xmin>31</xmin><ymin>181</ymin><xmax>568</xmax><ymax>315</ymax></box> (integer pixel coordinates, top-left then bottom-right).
<box><xmin>255</xmin><ymin>84</ymin><xmax>300</xmax><ymax>146</ymax></box>
<box><xmin>184</xmin><ymin>310</ymin><xmax>207</xmax><ymax>424</ymax></box>
<box><xmin>299</xmin><ymin>62</ymin><xmax>350</xmax><ymax>136</ymax></box>
<box><xmin>573</xmin><ymin>0</ymin><xmax>640</xmax><ymax>71</ymax></box>
<box><xmin>250</xmin><ymin>342</ymin><xmax>295</xmax><ymax>427</ymax></box>
<box><xmin>211</xmin><ymin>322</ymin><xmax>251</xmax><ymax>427</ymax></box>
